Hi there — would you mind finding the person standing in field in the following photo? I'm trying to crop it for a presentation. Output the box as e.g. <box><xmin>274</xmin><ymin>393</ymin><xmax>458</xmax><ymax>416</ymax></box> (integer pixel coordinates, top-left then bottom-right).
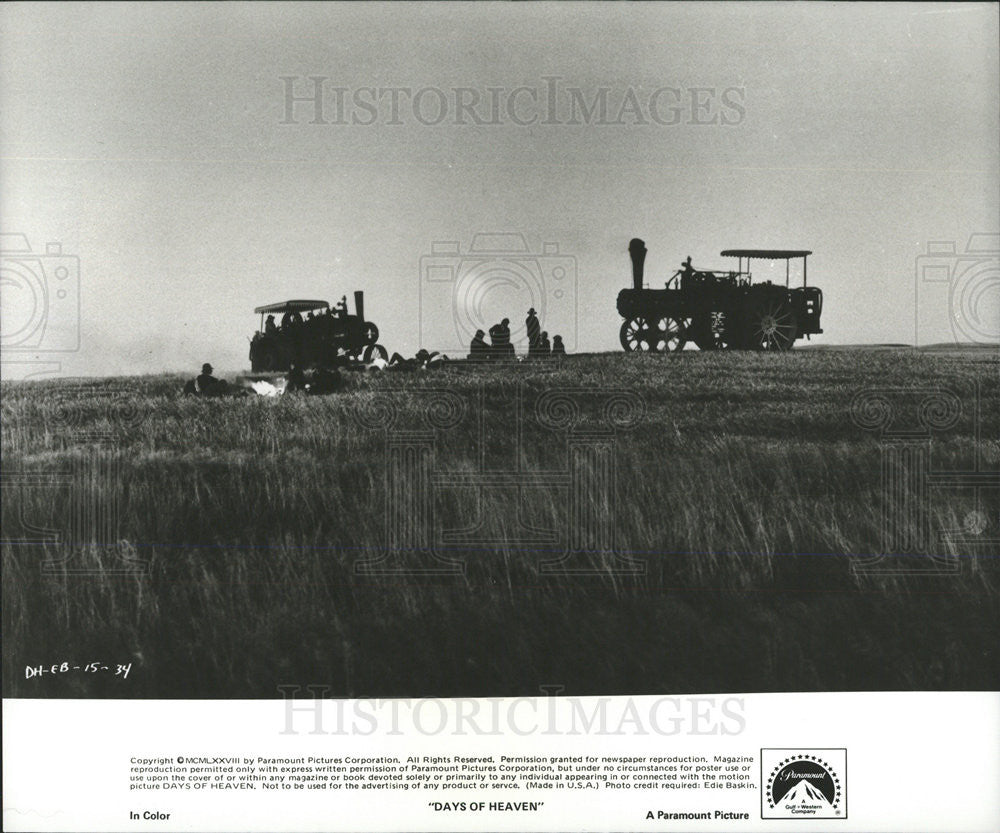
<box><xmin>525</xmin><ymin>307</ymin><xmax>540</xmax><ymax>355</ymax></box>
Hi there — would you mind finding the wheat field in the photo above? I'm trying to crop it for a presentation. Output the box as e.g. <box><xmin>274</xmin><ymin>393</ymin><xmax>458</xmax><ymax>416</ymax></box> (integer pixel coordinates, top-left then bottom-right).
<box><xmin>2</xmin><ymin>348</ymin><xmax>997</xmax><ymax>698</ymax></box>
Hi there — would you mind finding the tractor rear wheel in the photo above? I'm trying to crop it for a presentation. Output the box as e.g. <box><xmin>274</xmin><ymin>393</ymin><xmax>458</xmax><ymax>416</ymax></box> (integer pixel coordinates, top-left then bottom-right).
<box><xmin>743</xmin><ymin>300</ymin><xmax>798</xmax><ymax>351</ymax></box>
<box><xmin>361</xmin><ymin>321</ymin><xmax>380</xmax><ymax>345</ymax></box>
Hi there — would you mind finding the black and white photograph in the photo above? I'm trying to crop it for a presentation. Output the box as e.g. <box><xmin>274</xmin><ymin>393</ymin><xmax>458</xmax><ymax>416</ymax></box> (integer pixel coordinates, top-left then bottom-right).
<box><xmin>2</xmin><ymin>2</ymin><xmax>998</xmax><ymax>831</ymax></box>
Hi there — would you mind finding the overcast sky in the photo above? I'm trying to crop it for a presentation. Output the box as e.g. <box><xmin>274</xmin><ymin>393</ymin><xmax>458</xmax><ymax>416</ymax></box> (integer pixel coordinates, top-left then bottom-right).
<box><xmin>1</xmin><ymin>2</ymin><xmax>997</xmax><ymax>377</ymax></box>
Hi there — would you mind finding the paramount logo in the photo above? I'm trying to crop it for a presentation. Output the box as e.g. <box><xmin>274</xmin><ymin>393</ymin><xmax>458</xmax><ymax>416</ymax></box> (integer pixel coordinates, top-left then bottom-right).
<box><xmin>761</xmin><ymin>749</ymin><xmax>846</xmax><ymax>820</ymax></box>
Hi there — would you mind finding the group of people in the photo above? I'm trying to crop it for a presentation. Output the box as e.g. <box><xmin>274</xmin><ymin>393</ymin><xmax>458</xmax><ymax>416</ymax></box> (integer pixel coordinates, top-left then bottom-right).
<box><xmin>264</xmin><ymin>297</ymin><xmax>351</xmax><ymax>337</ymax></box>
<box><xmin>190</xmin><ymin>305</ymin><xmax>568</xmax><ymax>396</ymax></box>
<box><xmin>468</xmin><ymin>308</ymin><xmax>566</xmax><ymax>361</ymax></box>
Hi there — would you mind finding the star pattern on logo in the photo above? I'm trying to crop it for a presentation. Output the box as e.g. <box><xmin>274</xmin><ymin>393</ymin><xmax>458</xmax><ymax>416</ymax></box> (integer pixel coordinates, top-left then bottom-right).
<box><xmin>765</xmin><ymin>752</ymin><xmax>844</xmax><ymax>810</ymax></box>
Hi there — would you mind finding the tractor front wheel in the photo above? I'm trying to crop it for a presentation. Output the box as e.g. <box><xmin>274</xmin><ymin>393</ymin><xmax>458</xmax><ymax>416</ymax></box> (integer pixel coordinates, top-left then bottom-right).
<box><xmin>620</xmin><ymin>317</ymin><xmax>649</xmax><ymax>352</ymax></box>
<box><xmin>658</xmin><ymin>317</ymin><xmax>689</xmax><ymax>352</ymax></box>
<box><xmin>361</xmin><ymin>321</ymin><xmax>380</xmax><ymax>345</ymax></box>
<box><xmin>620</xmin><ymin>316</ymin><xmax>688</xmax><ymax>352</ymax></box>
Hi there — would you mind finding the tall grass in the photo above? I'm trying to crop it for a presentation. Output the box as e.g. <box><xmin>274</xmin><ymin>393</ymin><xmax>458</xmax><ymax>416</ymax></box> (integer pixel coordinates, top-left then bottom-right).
<box><xmin>3</xmin><ymin>349</ymin><xmax>997</xmax><ymax>697</ymax></box>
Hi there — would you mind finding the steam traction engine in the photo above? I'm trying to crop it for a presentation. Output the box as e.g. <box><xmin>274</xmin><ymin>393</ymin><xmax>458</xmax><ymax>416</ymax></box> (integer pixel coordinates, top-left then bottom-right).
<box><xmin>249</xmin><ymin>291</ymin><xmax>386</xmax><ymax>372</ymax></box>
<box><xmin>616</xmin><ymin>239</ymin><xmax>823</xmax><ymax>351</ymax></box>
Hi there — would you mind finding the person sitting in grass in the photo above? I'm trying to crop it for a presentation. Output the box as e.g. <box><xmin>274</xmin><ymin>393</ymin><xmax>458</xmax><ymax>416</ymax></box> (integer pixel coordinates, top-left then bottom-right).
<box><xmin>387</xmin><ymin>349</ymin><xmax>446</xmax><ymax>371</ymax></box>
<box><xmin>551</xmin><ymin>335</ymin><xmax>566</xmax><ymax>356</ymax></box>
<box><xmin>184</xmin><ymin>363</ymin><xmax>235</xmax><ymax>396</ymax></box>
<box><xmin>468</xmin><ymin>329</ymin><xmax>489</xmax><ymax>361</ymax></box>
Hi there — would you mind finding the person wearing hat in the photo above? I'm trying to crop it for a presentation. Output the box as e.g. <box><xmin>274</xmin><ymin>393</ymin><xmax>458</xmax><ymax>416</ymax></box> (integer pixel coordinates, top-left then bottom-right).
<box><xmin>195</xmin><ymin>363</ymin><xmax>218</xmax><ymax>394</ymax></box>
<box><xmin>525</xmin><ymin>307</ymin><xmax>540</xmax><ymax>355</ymax></box>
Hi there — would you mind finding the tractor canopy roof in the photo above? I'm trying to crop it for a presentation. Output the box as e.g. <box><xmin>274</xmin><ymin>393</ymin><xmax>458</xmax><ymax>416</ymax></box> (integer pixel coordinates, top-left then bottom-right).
<box><xmin>254</xmin><ymin>300</ymin><xmax>329</xmax><ymax>314</ymax></box>
<box><xmin>720</xmin><ymin>249</ymin><xmax>812</xmax><ymax>259</ymax></box>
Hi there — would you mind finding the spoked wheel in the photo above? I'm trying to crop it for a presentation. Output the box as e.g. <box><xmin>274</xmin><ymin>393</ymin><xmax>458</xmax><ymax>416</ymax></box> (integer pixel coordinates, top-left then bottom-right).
<box><xmin>620</xmin><ymin>317</ymin><xmax>654</xmax><ymax>352</ymax></box>
<box><xmin>657</xmin><ymin>317</ymin><xmax>689</xmax><ymax>352</ymax></box>
<box><xmin>361</xmin><ymin>321</ymin><xmax>380</xmax><ymax>345</ymax></box>
<box><xmin>744</xmin><ymin>301</ymin><xmax>798</xmax><ymax>351</ymax></box>
<box><xmin>692</xmin><ymin>312</ymin><xmax>731</xmax><ymax>351</ymax></box>
<box><xmin>363</xmin><ymin>343</ymin><xmax>388</xmax><ymax>362</ymax></box>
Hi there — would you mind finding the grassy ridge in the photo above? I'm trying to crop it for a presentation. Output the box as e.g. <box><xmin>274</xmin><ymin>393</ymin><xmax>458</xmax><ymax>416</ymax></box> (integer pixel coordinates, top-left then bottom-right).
<box><xmin>3</xmin><ymin>349</ymin><xmax>998</xmax><ymax>697</ymax></box>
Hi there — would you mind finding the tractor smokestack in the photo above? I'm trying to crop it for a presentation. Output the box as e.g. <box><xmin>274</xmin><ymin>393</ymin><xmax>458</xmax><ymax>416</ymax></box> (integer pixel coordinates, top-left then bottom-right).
<box><xmin>629</xmin><ymin>238</ymin><xmax>647</xmax><ymax>290</ymax></box>
<box><xmin>354</xmin><ymin>290</ymin><xmax>365</xmax><ymax>322</ymax></box>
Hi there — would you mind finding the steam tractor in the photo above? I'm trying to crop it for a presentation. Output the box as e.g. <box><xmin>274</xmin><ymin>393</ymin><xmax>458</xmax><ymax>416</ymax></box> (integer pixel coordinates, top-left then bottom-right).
<box><xmin>617</xmin><ymin>239</ymin><xmax>823</xmax><ymax>351</ymax></box>
<box><xmin>249</xmin><ymin>291</ymin><xmax>387</xmax><ymax>372</ymax></box>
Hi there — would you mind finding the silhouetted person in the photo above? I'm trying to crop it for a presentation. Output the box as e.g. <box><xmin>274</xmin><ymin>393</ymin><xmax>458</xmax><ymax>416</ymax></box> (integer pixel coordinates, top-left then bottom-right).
<box><xmin>290</xmin><ymin>311</ymin><xmax>303</xmax><ymax>328</ymax></box>
<box><xmin>468</xmin><ymin>329</ymin><xmax>488</xmax><ymax>361</ymax></box>
<box><xmin>526</xmin><ymin>307</ymin><xmax>540</xmax><ymax>351</ymax></box>
<box><xmin>388</xmin><ymin>351</ymin><xmax>418</xmax><ymax>370</ymax></box>
<box><xmin>539</xmin><ymin>331</ymin><xmax>551</xmax><ymax>356</ymax></box>
<box><xmin>551</xmin><ymin>335</ymin><xmax>566</xmax><ymax>356</ymax></box>
<box><xmin>196</xmin><ymin>363</ymin><xmax>217</xmax><ymax>390</ymax></box>
<box><xmin>187</xmin><ymin>362</ymin><xmax>230</xmax><ymax>396</ymax></box>
<box><xmin>265</xmin><ymin>315</ymin><xmax>278</xmax><ymax>335</ymax></box>
<box><xmin>490</xmin><ymin>318</ymin><xmax>514</xmax><ymax>359</ymax></box>
<box><xmin>388</xmin><ymin>349</ymin><xmax>443</xmax><ymax>371</ymax></box>
<box><xmin>280</xmin><ymin>311</ymin><xmax>293</xmax><ymax>330</ymax></box>
<box><xmin>680</xmin><ymin>255</ymin><xmax>696</xmax><ymax>291</ymax></box>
